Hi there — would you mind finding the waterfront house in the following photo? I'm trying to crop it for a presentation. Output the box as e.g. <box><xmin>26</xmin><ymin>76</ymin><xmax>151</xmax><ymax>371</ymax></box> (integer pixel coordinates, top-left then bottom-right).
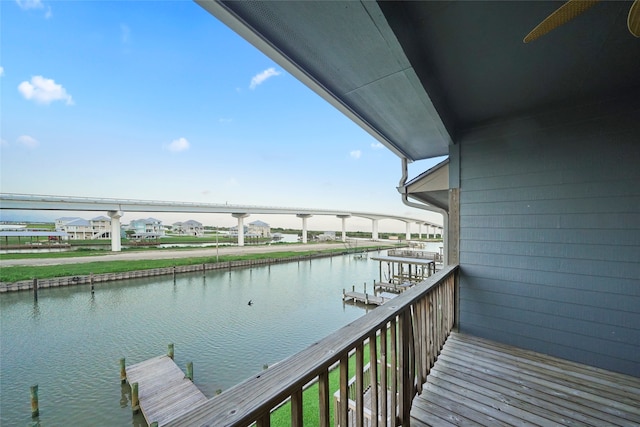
<box><xmin>55</xmin><ymin>216</ymin><xmax>111</xmax><ymax>239</ymax></box>
<box><xmin>168</xmin><ymin>1</ymin><xmax>639</xmax><ymax>425</ymax></box>
<box><xmin>247</xmin><ymin>220</ymin><xmax>271</xmax><ymax>238</ymax></box>
<box><xmin>129</xmin><ymin>218</ymin><xmax>164</xmax><ymax>236</ymax></box>
<box><xmin>173</xmin><ymin>220</ymin><xmax>204</xmax><ymax>236</ymax></box>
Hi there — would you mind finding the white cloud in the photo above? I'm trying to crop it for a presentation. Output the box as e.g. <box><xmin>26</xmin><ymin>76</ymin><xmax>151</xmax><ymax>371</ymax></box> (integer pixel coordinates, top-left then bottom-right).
<box><xmin>371</xmin><ymin>142</ymin><xmax>384</xmax><ymax>150</ymax></box>
<box><xmin>249</xmin><ymin>67</ymin><xmax>281</xmax><ymax>90</ymax></box>
<box><xmin>1</xmin><ymin>138</ymin><xmax>8</xmax><ymax>147</ymax></box>
<box><xmin>16</xmin><ymin>0</ymin><xmax>43</xmax><ymax>10</ymax></box>
<box><xmin>350</xmin><ymin>150</ymin><xmax>362</xmax><ymax>160</ymax></box>
<box><xmin>0</xmin><ymin>66</ymin><xmax>4</xmax><ymax>77</ymax></box>
<box><xmin>225</xmin><ymin>177</ymin><xmax>239</xmax><ymax>187</ymax></box>
<box><xmin>18</xmin><ymin>76</ymin><xmax>74</xmax><ymax>105</ymax></box>
<box><xmin>166</xmin><ymin>137</ymin><xmax>190</xmax><ymax>152</ymax></box>
<box><xmin>17</xmin><ymin>135</ymin><xmax>39</xmax><ymax>149</ymax></box>
<box><xmin>16</xmin><ymin>0</ymin><xmax>51</xmax><ymax>18</ymax></box>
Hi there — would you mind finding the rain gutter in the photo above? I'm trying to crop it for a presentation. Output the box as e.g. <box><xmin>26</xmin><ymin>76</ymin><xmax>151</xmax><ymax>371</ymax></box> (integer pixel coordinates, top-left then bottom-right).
<box><xmin>398</xmin><ymin>157</ymin><xmax>449</xmax><ymax>265</ymax></box>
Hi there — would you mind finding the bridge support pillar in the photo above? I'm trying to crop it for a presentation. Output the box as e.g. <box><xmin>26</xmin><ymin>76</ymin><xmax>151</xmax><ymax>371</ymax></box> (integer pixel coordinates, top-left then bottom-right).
<box><xmin>371</xmin><ymin>219</ymin><xmax>379</xmax><ymax>241</ymax></box>
<box><xmin>337</xmin><ymin>215</ymin><xmax>350</xmax><ymax>242</ymax></box>
<box><xmin>108</xmin><ymin>211</ymin><xmax>123</xmax><ymax>252</ymax></box>
<box><xmin>297</xmin><ymin>214</ymin><xmax>312</xmax><ymax>244</ymax></box>
<box><xmin>232</xmin><ymin>213</ymin><xmax>249</xmax><ymax>246</ymax></box>
<box><xmin>418</xmin><ymin>223</ymin><xmax>422</xmax><ymax>239</ymax></box>
<box><xmin>406</xmin><ymin>222</ymin><xmax>411</xmax><ymax>241</ymax></box>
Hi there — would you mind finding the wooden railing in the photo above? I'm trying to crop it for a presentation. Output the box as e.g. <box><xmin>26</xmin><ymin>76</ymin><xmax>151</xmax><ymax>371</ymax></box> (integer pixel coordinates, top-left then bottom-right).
<box><xmin>166</xmin><ymin>265</ymin><xmax>458</xmax><ymax>427</ymax></box>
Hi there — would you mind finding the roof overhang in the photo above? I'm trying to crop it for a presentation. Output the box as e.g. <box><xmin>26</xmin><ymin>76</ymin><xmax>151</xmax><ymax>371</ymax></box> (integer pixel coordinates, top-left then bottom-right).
<box><xmin>196</xmin><ymin>0</ymin><xmax>452</xmax><ymax>161</ymax></box>
<box><xmin>197</xmin><ymin>1</ymin><xmax>639</xmax><ymax>163</ymax></box>
<box><xmin>403</xmin><ymin>158</ymin><xmax>450</xmax><ymax>211</ymax></box>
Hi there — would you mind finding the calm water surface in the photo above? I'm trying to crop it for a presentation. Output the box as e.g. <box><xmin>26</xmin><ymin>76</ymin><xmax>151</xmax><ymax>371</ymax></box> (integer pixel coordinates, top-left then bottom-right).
<box><xmin>1</xmin><ymin>251</ymin><xmax>388</xmax><ymax>426</ymax></box>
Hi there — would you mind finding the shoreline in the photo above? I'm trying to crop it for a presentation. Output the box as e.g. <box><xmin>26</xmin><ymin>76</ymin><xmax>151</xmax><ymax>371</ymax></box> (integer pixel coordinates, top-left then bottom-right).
<box><xmin>0</xmin><ymin>244</ymin><xmax>395</xmax><ymax>292</ymax></box>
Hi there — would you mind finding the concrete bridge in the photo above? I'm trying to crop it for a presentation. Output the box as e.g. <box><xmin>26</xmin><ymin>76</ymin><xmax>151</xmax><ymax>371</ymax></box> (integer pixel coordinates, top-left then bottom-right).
<box><xmin>0</xmin><ymin>193</ymin><xmax>442</xmax><ymax>251</ymax></box>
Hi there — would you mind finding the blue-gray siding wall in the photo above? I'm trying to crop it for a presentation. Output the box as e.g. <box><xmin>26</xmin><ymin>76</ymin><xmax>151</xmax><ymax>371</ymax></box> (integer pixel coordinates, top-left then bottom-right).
<box><xmin>457</xmin><ymin>98</ymin><xmax>640</xmax><ymax>377</ymax></box>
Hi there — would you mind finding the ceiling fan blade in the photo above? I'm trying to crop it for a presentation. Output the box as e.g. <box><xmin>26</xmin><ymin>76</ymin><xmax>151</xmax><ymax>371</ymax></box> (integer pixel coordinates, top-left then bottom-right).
<box><xmin>524</xmin><ymin>0</ymin><xmax>600</xmax><ymax>43</ymax></box>
<box><xmin>629</xmin><ymin>0</ymin><xmax>640</xmax><ymax>37</ymax></box>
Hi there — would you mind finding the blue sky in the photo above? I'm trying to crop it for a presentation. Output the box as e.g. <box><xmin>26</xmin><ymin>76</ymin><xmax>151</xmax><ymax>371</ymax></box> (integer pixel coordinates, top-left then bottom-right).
<box><xmin>1</xmin><ymin>1</ymin><xmax>444</xmax><ymax>232</ymax></box>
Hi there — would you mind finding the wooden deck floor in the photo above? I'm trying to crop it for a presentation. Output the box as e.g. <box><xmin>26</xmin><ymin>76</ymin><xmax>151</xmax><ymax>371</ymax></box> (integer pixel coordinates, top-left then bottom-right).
<box><xmin>411</xmin><ymin>332</ymin><xmax>640</xmax><ymax>426</ymax></box>
<box><xmin>126</xmin><ymin>355</ymin><xmax>207</xmax><ymax>426</ymax></box>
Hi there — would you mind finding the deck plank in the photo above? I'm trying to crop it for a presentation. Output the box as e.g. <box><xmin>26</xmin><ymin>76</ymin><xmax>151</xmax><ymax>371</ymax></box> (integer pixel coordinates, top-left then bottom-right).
<box><xmin>126</xmin><ymin>355</ymin><xmax>207</xmax><ymax>426</ymax></box>
<box><xmin>411</xmin><ymin>332</ymin><xmax>640</xmax><ymax>426</ymax></box>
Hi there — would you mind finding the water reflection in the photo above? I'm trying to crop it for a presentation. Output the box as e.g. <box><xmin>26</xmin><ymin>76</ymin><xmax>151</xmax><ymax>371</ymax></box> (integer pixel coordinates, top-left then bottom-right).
<box><xmin>31</xmin><ymin>300</ymin><xmax>40</xmax><ymax>320</ymax></box>
<box><xmin>120</xmin><ymin>383</ymin><xmax>130</xmax><ymax>409</ymax></box>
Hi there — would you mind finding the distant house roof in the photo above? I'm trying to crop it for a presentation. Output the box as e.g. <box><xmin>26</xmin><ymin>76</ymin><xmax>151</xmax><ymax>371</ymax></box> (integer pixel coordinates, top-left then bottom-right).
<box><xmin>182</xmin><ymin>220</ymin><xmax>202</xmax><ymax>226</ymax></box>
<box><xmin>65</xmin><ymin>218</ymin><xmax>91</xmax><ymax>226</ymax></box>
<box><xmin>56</xmin><ymin>216</ymin><xmax>81</xmax><ymax>223</ymax></box>
<box><xmin>249</xmin><ymin>220</ymin><xmax>270</xmax><ymax>227</ymax></box>
<box><xmin>132</xmin><ymin>218</ymin><xmax>162</xmax><ymax>224</ymax></box>
<box><xmin>91</xmin><ymin>216</ymin><xmax>110</xmax><ymax>221</ymax></box>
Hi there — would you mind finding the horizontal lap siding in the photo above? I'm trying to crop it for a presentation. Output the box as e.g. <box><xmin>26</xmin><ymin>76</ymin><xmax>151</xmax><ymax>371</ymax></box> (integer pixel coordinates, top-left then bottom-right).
<box><xmin>457</xmin><ymin>101</ymin><xmax>640</xmax><ymax>376</ymax></box>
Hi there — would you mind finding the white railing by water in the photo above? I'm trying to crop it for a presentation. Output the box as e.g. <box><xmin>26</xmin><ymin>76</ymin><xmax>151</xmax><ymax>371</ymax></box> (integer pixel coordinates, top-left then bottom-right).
<box><xmin>166</xmin><ymin>265</ymin><xmax>458</xmax><ymax>426</ymax></box>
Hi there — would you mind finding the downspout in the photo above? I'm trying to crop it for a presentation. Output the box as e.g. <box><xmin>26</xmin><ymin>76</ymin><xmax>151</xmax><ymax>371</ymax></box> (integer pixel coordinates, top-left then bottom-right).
<box><xmin>398</xmin><ymin>157</ymin><xmax>449</xmax><ymax>266</ymax></box>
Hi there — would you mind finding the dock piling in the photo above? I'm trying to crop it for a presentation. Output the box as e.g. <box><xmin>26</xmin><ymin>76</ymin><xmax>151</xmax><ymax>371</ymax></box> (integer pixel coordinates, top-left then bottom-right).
<box><xmin>131</xmin><ymin>382</ymin><xmax>140</xmax><ymax>413</ymax></box>
<box><xmin>90</xmin><ymin>273</ymin><xmax>94</xmax><ymax>294</ymax></box>
<box><xmin>186</xmin><ymin>362</ymin><xmax>193</xmax><ymax>381</ymax></box>
<box><xmin>33</xmin><ymin>279</ymin><xmax>38</xmax><ymax>302</ymax></box>
<box><xmin>30</xmin><ymin>384</ymin><xmax>39</xmax><ymax>418</ymax></box>
<box><xmin>168</xmin><ymin>343</ymin><xmax>174</xmax><ymax>360</ymax></box>
<box><xmin>120</xmin><ymin>358</ymin><xmax>126</xmax><ymax>383</ymax></box>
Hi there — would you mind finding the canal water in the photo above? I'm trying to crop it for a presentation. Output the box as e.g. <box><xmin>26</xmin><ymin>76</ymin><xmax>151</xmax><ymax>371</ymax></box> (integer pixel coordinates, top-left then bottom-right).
<box><xmin>1</xmin><ymin>251</ymin><xmax>389</xmax><ymax>426</ymax></box>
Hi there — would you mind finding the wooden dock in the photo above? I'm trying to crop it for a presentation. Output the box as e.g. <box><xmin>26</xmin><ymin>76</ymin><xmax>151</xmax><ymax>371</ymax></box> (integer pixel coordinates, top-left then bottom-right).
<box><xmin>374</xmin><ymin>281</ymin><xmax>413</xmax><ymax>293</ymax></box>
<box><xmin>342</xmin><ymin>290</ymin><xmax>393</xmax><ymax>306</ymax></box>
<box><xmin>125</xmin><ymin>355</ymin><xmax>207</xmax><ymax>426</ymax></box>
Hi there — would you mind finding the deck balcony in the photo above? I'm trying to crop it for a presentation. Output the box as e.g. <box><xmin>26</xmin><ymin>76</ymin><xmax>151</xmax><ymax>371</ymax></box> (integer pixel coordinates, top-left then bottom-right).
<box><xmin>165</xmin><ymin>266</ymin><xmax>639</xmax><ymax>426</ymax></box>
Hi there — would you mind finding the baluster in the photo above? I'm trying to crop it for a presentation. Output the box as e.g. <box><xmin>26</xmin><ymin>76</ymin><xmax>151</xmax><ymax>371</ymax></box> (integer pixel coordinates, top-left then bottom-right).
<box><xmin>291</xmin><ymin>388</ymin><xmax>303</xmax><ymax>427</ymax></box>
<box><xmin>369</xmin><ymin>331</ymin><xmax>379</xmax><ymax>427</ymax></box>
<box><xmin>318</xmin><ymin>369</ymin><xmax>330</xmax><ymax>427</ymax></box>
<box><xmin>380</xmin><ymin>324</ymin><xmax>388</xmax><ymax>426</ymax></box>
<box><xmin>339</xmin><ymin>354</ymin><xmax>349</xmax><ymax>427</ymax></box>
<box><xmin>256</xmin><ymin>413</ymin><xmax>270</xmax><ymax>427</ymax></box>
<box><xmin>356</xmin><ymin>344</ymin><xmax>364</xmax><ymax>426</ymax></box>
<box><xmin>390</xmin><ymin>318</ymin><xmax>398</xmax><ymax>426</ymax></box>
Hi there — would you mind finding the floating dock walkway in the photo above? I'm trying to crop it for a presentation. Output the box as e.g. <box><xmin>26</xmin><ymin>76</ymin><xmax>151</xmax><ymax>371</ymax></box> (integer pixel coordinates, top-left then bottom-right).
<box><xmin>123</xmin><ymin>349</ymin><xmax>206</xmax><ymax>426</ymax></box>
<box><xmin>342</xmin><ymin>290</ymin><xmax>394</xmax><ymax>306</ymax></box>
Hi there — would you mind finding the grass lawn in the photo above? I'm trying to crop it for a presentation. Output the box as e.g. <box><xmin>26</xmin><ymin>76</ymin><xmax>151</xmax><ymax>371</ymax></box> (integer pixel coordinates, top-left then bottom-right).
<box><xmin>269</xmin><ymin>333</ymin><xmax>391</xmax><ymax>426</ymax></box>
<box><xmin>0</xmin><ymin>246</ymin><xmax>391</xmax><ymax>283</ymax></box>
